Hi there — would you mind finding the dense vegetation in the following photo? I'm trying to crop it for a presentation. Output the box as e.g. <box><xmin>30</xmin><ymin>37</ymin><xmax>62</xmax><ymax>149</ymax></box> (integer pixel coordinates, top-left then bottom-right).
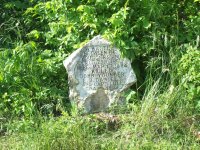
<box><xmin>0</xmin><ymin>0</ymin><xmax>200</xmax><ymax>149</ymax></box>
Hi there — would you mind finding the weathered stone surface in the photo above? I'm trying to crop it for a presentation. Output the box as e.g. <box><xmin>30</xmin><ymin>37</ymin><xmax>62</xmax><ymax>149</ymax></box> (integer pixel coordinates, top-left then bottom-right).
<box><xmin>63</xmin><ymin>35</ymin><xmax>136</xmax><ymax>113</ymax></box>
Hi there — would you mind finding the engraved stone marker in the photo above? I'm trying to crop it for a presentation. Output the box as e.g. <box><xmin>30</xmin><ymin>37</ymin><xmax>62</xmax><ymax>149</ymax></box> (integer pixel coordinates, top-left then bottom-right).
<box><xmin>63</xmin><ymin>35</ymin><xmax>136</xmax><ymax>113</ymax></box>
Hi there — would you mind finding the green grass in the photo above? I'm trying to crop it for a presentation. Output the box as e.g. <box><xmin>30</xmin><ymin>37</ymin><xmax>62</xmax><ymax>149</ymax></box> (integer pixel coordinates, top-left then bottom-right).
<box><xmin>1</xmin><ymin>81</ymin><xmax>199</xmax><ymax>150</ymax></box>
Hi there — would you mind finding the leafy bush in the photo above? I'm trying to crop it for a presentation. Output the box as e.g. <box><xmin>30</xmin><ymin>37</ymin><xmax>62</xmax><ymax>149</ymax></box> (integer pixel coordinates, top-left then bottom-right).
<box><xmin>0</xmin><ymin>41</ymin><xmax>68</xmax><ymax>118</ymax></box>
<box><xmin>178</xmin><ymin>46</ymin><xmax>200</xmax><ymax>113</ymax></box>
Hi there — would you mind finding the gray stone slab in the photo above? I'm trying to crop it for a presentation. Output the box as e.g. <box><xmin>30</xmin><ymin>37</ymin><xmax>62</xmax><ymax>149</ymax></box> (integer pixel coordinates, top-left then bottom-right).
<box><xmin>63</xmin><ymin>35</ymin><xmax>136</xmax><ymax>113</ymax></box>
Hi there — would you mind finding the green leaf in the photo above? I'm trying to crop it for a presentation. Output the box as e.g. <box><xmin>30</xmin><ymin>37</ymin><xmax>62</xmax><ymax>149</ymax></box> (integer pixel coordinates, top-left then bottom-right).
<box><xmin>0</xmin><ymin>73</ymin><xmax>3</xmax><ymax>82</ymax></box>
<box><xmin>126</xmin><ymin>91</ymin><xmax>136</xmax><ymax>102</ymax></box>
<box><xmin>143</xmin><ymin>18</ymin><xmax>151</xmax><ymax>29</ymax></box>
<box><xmin>77</xmin><ymin>5</ymin><xmax>84</xmax><ymax>12</ymax></box>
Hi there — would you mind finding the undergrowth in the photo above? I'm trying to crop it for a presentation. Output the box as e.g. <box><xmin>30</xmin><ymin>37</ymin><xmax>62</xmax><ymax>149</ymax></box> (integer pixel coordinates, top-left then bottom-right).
<box><xmin>1</xmin><ymin>82</ymin><xmax>199</xmax><ymax>149</ymax></box>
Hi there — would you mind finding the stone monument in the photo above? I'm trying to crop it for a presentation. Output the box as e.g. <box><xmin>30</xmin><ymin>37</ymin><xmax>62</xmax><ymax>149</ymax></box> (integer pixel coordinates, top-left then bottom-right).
<box><xmin>63</xmin><ymin>35</ymin><xmax>136</xmax><ymax>113</ymax></box>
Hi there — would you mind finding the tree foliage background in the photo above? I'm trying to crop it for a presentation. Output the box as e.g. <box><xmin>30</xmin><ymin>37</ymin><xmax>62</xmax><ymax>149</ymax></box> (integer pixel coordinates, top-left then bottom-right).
<box><xmin>0</xmin><ymin>0</ymin><xmax>199</xmax><ymax>137</ymax></box>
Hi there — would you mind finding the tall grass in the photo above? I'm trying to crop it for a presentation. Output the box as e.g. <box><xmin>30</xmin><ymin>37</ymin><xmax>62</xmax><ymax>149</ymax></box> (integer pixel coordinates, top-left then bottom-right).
<box><xmin>1</xmin><ymin>75</ymin><xmax>199</xmax><ymax>149</ymax></box>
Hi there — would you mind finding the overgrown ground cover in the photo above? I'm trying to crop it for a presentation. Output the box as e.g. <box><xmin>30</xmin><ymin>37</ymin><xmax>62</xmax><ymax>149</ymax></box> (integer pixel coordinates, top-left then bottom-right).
<box><xmin>0</xmin><ymin>0</ymin><xmax>200</xmax><ymax>149</ymax></box>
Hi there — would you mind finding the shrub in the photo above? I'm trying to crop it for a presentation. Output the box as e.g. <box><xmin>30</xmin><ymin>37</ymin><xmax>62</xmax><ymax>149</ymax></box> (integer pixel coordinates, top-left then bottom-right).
<box><xmin>178</xmin><ymin>46</ymin><xmax>200</xmax><ymax>113</ymax></box>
